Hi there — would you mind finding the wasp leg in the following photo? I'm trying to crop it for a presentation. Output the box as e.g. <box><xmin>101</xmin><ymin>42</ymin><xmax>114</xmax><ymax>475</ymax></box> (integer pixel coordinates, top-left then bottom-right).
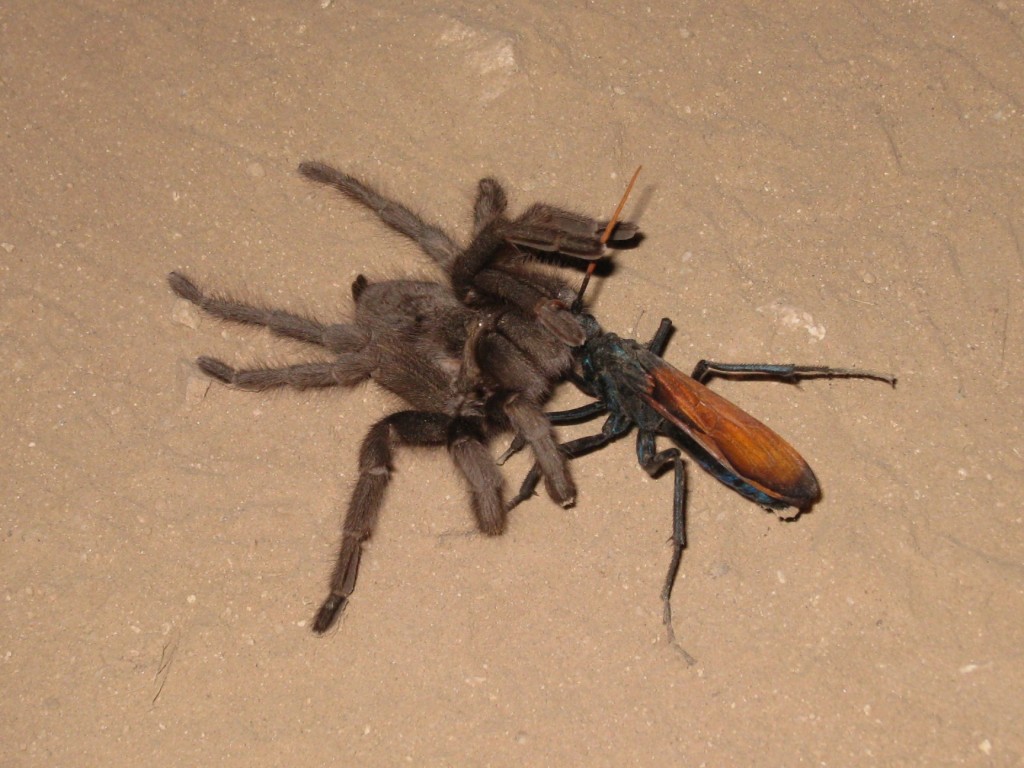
<box><xmin>636</xmin><ymin>430</ymin><xmax>696</xmax><ymax>665</ymax></box>
<box><xmin>690</xmin><ymin>360</ymin><xmax>895</xmax><ymax>386</ymax></box>
<box><xmin>507</xmin><ymin>429</ymin><xmax>617</xmax><ymax>509</ymax></box>
<box><xmin>496</xmin><ymin>399</ymin><xmax>607</xmax><ymax>465</ymax></box>
<box><xmin>645</xmin><ymin>318</ymin><xmax>674</xmax><ymax>356</ymax></box>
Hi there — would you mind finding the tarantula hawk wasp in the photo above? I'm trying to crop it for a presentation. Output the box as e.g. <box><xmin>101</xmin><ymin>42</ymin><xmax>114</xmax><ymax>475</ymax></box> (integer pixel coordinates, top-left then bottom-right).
<box><xmin>477</xmin><ymin>168</ymin><xmax>896</xmax><ymax>660</ymax></box>
<box><xmin>169</xmin><ymin>164</ymin><xmax>639</xmax><ymax>633</ymax></box>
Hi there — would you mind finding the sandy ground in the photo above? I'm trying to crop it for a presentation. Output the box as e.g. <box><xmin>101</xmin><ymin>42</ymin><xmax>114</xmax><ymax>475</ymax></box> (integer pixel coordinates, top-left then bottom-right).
<box><xmin>3</xmin><ymin>1</ymin><xmax>1023</xmax><ymax>765</ymax></box>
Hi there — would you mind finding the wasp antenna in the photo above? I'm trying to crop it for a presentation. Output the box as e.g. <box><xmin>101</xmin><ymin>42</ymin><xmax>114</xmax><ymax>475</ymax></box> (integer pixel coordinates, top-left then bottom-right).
<box><xmin>574</xmin><ymin>165</ymin><xmax>642</xmax><ymax>311</ymax></box>
<box><xmin>600</xmin><ymin>165</ymin><xmax>642</xmax><ymax>245</ymax></box>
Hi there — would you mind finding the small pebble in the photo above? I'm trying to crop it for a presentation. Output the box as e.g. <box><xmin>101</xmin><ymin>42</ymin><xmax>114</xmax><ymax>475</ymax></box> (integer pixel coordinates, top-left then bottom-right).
<box><xmin>172</xmin><ymin>299</ymin><xmax>200</xmax><ymax>329</ymax></box>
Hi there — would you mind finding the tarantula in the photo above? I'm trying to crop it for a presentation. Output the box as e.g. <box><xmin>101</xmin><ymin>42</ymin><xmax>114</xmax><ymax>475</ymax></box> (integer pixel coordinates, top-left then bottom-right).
<box><xmin>170</xmin><ymin>166</ymin><xmax>637</xmax><ymax>632</ymax></box>
<box><xmin>295</xmin><ymin>161</ymin><xmax>637</xmax><ymax>515</ymax></box>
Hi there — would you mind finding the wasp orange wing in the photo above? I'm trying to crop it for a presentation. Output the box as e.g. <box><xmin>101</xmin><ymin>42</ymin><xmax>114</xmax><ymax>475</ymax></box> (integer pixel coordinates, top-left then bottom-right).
<box><xmin>643</xmin><ymin>363</ymin><xmax>820</xmax><ymax>508</ymax></box>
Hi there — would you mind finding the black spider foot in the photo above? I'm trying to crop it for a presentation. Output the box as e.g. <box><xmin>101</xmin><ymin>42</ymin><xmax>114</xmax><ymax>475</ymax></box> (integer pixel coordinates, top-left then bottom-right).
<box><xmin>196</xmin><ymin>356</ymin><xmax>235</xmax><ymax>384</ymax></box>
<box><xmin>312</xmin><ymin>594</ymin><xmax>348</xmax><ymax>634</ymax></box>
<box><xmin>168</xmin><ymin>271</ymin><xmax>203</xmax><ymax>303</ymax></box>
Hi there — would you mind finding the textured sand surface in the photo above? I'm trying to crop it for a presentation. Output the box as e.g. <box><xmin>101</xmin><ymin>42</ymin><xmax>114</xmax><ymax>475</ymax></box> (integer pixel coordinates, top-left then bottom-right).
<box><xmin>3</xmin><ymin>2</ymin><xmax>1022</xmax><ymax>765</ymax></box>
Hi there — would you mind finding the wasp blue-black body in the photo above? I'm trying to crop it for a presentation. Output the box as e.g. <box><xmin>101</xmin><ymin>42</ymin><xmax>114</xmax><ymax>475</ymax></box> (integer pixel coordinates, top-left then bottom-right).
<box><xmin>576</xmin><ymin>313</ymin><xmax>820</xmax><ymax>508</ymax></box>
<box><xmin>508</xmin><ymin>308</ymin><xmax>894</xmax><ymax>661</ymax></box>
